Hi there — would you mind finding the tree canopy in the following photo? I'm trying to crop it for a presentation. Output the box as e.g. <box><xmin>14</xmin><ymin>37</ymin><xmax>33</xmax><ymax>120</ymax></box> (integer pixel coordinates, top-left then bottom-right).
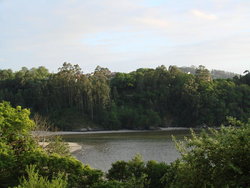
<box><xmin>0</xmin><ymin>64</ymin><xmax>249</xmax><ymax>130</ymax></box>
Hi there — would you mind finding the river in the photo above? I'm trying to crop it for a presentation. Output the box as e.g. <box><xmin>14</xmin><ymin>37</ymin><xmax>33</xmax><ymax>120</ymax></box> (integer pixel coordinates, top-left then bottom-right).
<box><xmin>63</xmin><ymin>129</ymin><xmax>191</xmax><ymax>171</ymax></box>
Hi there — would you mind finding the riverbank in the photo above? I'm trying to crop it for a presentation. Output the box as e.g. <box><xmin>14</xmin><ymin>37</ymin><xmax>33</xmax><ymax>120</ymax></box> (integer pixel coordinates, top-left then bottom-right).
<box><xmin>33</xmin><ymin>127</ymin><xmax>193</xmax><ymax>136</ymax></box>
<box><xmin>39</xmin><ymin>142</ymin><xmax>82</xmax><ymax>153</ymax></box>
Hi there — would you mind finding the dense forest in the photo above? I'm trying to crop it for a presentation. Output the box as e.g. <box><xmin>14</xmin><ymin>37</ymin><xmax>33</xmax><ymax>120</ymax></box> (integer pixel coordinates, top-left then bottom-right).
<box><xmin>0</xmin><ymin>63</ymin><xmax>249</xmax><ymax>130</ymax></box>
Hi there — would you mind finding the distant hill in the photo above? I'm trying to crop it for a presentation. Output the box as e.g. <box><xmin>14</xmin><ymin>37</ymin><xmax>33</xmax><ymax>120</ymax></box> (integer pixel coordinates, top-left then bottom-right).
<box><xmin>178</xmin><ymin>66</ymin><xmax>239</xmax><ymax>79</ymax></box>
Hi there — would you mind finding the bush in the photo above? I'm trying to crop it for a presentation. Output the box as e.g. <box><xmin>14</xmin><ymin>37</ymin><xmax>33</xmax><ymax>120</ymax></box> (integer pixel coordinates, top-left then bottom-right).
<box><xmin>107</xmin><ymin>154</ymin><xmax>145</xmax><ymax>182</ymax></box>
<box><xmin>14</xmin><ymin>165</ymin><xmax>67</xmax><ymax>188</ymax></box>
<box><xmin>17</xmin><ymin>151</ymin><xmax>103</xmax><ymax>188</ymax></box>
<box><xmin>145</xmin><ymin>160</ymin><xmax>171</xmax><ymax>188</ymax></box>
<box><xmin>45</xmin><ymin>136</ymin><xmax>71</xmax><ymax>157</ymax></box>
<box><xmin>105</xmin><ymin>118</ymin><xmax>250</xmax><ymax>188</ymax></box>
<box><xmin>107</xmin><ymin>155</ymin><xmax>173</xmax><ymax>188</ymax></box>
<box><xmin>0</xmin><ymin>102</ymin><xmax>103</xmax><ymax>188</ymax></box>
<box><xmin>92</xmin><ymin>180</ymin><xmax>127</xmax><ymax>188</ymax></box>
<box><xmin>173</xmin><ymin>118</ymin><xmax>250</xmax><ymax>187</ymax></box>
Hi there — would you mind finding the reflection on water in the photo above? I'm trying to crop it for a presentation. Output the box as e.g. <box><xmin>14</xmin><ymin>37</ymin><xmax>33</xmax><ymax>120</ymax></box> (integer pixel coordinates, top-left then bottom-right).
<box><xmin>63</xmin><ymin>130</ymin><xmax>190</xmax><ymax>171</ymax></box>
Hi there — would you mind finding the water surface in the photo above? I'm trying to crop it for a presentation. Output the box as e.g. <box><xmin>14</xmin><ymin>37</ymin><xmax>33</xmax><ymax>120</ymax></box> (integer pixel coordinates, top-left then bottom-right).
<box><xmin>63</xmin><ymin>129</ymin><xmax>191</xmax><ymax>171</ymax></box>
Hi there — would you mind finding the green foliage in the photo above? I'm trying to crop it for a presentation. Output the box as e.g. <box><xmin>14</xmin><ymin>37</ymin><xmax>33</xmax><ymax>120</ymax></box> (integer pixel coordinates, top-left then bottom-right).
<box><xmin>14</xmin><ymin>165</ymin><xmax>67</xmax><ymax>188</ymax></box>
<box><xmin>173</xmin><ymin>118</ymin><xmax>250</xmax><ymax>187</ymax></box>
<box><xmin>0</xmin><ymin>101</ymin><xmax>35</xmax><ymax>141</ymax></box>
<box><xmin>0</xmin><ymin>64</ymin><xmax>249</xmax><ymax>130</ymax></box>
<box><xmin>1</xmin><ymin>100</ymin><xmax>250</xmax><ymax>187</ymax></box>
<box><xmin>237</xmin><ymin>71</ymin><xmax>250</xmax><ymax>86</ymax></box>
<box><xmin>195</xmin><ymin>65</ymin><xmax>212</xmax><ymax>82</ymax></box>
<box><xmin>107</xmin><ymin>154</ymin><xmax>145</xmax><ymax>182</ymax></box>
<box><xmin>107</xmin><ymin>154</ymin><xmax>172</xmax><ymax>188</ymax></box>
<box><xmin>145</xmin><ymin>160</ymin><xmax>172</xmax><ymax>188</ymax></box>
<box><xmin>0</xmin><ymin>142</ymin><xmax>15</xmax><ymax>186</ymax></box>
<box><xmin>45</xmin><ymin>136</ymin><xmax>70</xmax><ymax>157</ymax></box>
<box><xmin>107</xmin><ymin>160</ymin><xmax>130</xmax><ymax>181</ymax></box>
<box><xmin>18</xmin><ymin>151</ymin><xmax>103</xmax><ymax>188</ymax></box>
<box><xmin>92</xmin><ymin>180</ymin><xmax>127</xmax><ymax>188</ymax></box>
<box><xmin>105</xmin><ymin>119</ymin><xmax>250</xmax><ymax>188</ymax></box>
<box><xmin>107</xmin><ymin>156</ymin><xmax>148</xmax><ymax>188</ymax></box>
<box><xmin>0</xmin><ymin>102</ymin><xmax>103</xmax><ymax>188</ymax></box>
<box><xmin>0</xmin><ymin>102</ymin><xmax>38</xmax><ymax>187</ymax></box>
<box><xmin>34</xmin><ymin>153</ymin><xmax>103</xmax><ymax>188</ymax></box>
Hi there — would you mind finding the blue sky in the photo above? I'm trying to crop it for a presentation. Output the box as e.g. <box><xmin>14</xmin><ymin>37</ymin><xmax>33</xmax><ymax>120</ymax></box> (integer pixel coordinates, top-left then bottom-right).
<box><xmin>0</xmin><ymin>0</ymin><xmax>250</xmax><ymax>74</ymax></box>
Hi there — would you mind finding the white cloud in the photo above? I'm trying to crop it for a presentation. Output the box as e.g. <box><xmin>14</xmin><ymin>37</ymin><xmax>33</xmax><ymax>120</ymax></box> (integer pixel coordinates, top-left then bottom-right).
<box><xmin>154</xmin><ymin>33</ymin><xmax>250</xmax><ymax>74</ymax></box>
<box><xmin>135</xmin><ymin>17</ymin><xmax>169</xmax><ymax>28</ymax></box>
<box><xmin>1</xmin><ymin>0</ymin><xmax>250</xmax><ymax>74</ymax></box>
<box><xmin>191</xmin><ymin>9</ymin><xmax>217</xmax><ymax>20</ymax></box>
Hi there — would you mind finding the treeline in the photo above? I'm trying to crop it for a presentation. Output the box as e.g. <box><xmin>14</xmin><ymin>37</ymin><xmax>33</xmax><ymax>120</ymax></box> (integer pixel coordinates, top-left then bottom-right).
<box><xmin>178</xmin><ymin>65</ymin><xmax>239</xmax><ymax>79</ymax></box>
<box><xmin>0</xmin><ymin>63</ymin><xmax>249</xmax><ymax>130</ymax></box>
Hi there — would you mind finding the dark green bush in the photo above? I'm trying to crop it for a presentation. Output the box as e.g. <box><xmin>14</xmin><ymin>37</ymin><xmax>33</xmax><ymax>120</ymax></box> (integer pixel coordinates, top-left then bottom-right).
<box><xmin>107</xmin><ymin>154</ymin><xmax>145</xmax><ymax>182</ymax></box>
<box><xmin>107</xmin><ymin>155</ymin><xmax>173</xmax><ymax>188</ymax></box>
<box><xmin>145</xmin><ymin>160</ymin><xmax>171</xmax><ymax>188</ymax></box>
<box><xmin>92</xmin><ymin>180</ymin><xmax>127</xmax><ymax>188</ymax></box>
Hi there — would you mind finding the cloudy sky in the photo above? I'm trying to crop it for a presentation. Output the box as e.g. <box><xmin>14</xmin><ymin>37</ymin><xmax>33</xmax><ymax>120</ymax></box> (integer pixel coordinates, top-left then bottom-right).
<box><xmin>0</xmin><ymin>0</ymin><xmax>250</xmax><ymax>74</ymax></box>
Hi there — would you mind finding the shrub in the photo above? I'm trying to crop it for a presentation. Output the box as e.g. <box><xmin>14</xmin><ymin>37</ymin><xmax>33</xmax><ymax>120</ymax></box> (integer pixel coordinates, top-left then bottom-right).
<box><xmin>173</xmin><ymin>118</ymin><xmax>250</xmax><ymax>187</ymax></box>
<box><xmin>0</xmin><ymin>102</ymin><xmax>103</xmax><ymax>188</ymax></box>
<box><xmin>145</xmin><ymin>160</ymin><xmax>171</xmax><ymax>188</ymax></box>
<box><xmin>14</xmin><ymin>165</ymin><xmax>67</xmax><ymax>188</ymax></box>
<box><xmin>107</xmin><ymin>154</ymin><xmax>145</xmax><ymax>182</ymax></box>
<box><xmin>45</xmin><ymin>136</ymin><xmax>71</xmax><ymax>157</ymax></box>
<box><xmin>107</xmin><ymin>155</ymin><xmax>173</xmax><ymax>188</ymax></box>
<box><xmin>92</xmin><ymin>180</ymin><xmax>127</xmax><ymax>188</ymax></box>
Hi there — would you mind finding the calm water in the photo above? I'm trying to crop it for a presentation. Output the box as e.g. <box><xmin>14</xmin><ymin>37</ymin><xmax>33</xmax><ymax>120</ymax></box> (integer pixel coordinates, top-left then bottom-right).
<box><xmin>63</xmin><ymin>129</ymin><xmax>191</xmax><ymax>171</ymax></box>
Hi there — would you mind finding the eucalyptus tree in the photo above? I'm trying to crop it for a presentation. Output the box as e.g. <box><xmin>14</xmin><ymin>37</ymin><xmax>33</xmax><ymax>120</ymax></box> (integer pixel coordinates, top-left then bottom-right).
<box><xmin>0</xmin><ymin>69</ymin><xmax>14</xmax><ymax>80</ymax></box>
<box><xmin>195</xmin><ymin>65</ymin><xmax>212</xmax><ymax>82</ymax></box>
<box><xmin>90</xmin><ymin>66</ymin><xmax>111</xmax><ymax>121</ymax></box>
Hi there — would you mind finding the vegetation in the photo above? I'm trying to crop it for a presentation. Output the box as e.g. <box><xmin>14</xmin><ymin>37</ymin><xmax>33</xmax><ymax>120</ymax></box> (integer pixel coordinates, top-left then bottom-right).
<box><xmin>14</xmin><ymin>165</ymin><xmax>67</xmax><ymax>188</ymax></box>
<box><xmin>0</xmin><ymin>63</ymin><xmax>249</xmax><ymax>186</ymax></box>
<box><xmin>0</xmin><ymin>102</ymin><xmax>103</xmax><ymax>188</ymax></box>
<box><xmin>0</xmin><ymin>101</ymin><xmax>249</xmax><ymax>187</ymax></box>
<box><xmin>178</xmin><ymin>65</ymin><xmax>239</xmax><ymax>79</ymax></box>
<box><xmin>106</xmin><ymin>155</ymin><xmax>170</xmax><ymax>188</ymax></box>
<box><xmin>0</xmin><ymin>64</ymin><xmax>249</xmax><ymax>130</ymax></box>
<box><xmin>96</xmin><ymin>118</ymin><xmax>250</xmax><ymax>188</ymax></box>
<box><xmin>171</xmin><ymin>117</ymin><xmax>250</xmax><ymax>187</ymax></box>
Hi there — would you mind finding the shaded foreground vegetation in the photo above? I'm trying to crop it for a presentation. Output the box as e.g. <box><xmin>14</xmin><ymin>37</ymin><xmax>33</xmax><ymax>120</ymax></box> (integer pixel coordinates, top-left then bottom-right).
<box><xmin>0</xmin><ymin>102</ymin><xmax>249</xmax><ymax>187</ymax></box>
<box><xmin>0</xmin><ymin>64</ymin><xmax>249</xmax><ymax>130</ymax></box>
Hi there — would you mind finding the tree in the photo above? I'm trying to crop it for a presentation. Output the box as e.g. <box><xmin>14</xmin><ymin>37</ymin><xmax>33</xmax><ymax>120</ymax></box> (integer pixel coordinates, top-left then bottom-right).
<box><xmin>0</xmin><ymin>101</ymin><xmax>35</xmax><ymax>143</ymax></box>
<box><xmin>0</xmin><ymin>102</ymin><xmax>37</xmax><ymax>186</ymax></box>
<box><xmin>107</xmin><ymin>155</ymin><xmax>172</xmax><ymax>188</ymax></box>
<box><xmin>14</xmin><ymin>165</ymin><xmax>67</xmax><ymax>188</ymax></box>
<box><xmin>0</xmin><ymin>102</ymin><xmax>103</xmax><ymax>187</ymax></box>
<box><xmin>56</xmin><ymin>62</ymin><xmax>82</xmax><ymax>108</ymax></box>
<box><xmin>90</xmin><ymin>66</ymin><xmax>111</xmax><ymax>121</ymax></box>
<box><xmin>195</xmin><ymin>65</ymin><xmax>212</xmax><ymax>82</ymax></box>
<box><xmin>173</xmin><ymin>118</ymin><xmax>250</xmax><ymax>187</ymax></box>
<box><xmin>239</xmin><ymin>71</ymin><xmax>250</xmax><ymax>86</ymax></box>
<box><xmin>0</xmin><ymin>69</ymin><xmax>14</xmax><ymax>80</ymax></box>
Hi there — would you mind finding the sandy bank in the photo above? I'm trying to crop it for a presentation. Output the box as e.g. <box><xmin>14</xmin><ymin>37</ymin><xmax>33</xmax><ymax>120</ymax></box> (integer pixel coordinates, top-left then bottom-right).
<box><xmin>39</xmin><ymin>142</ymin><xmax>82</xmax><ymax>153</ymax></box>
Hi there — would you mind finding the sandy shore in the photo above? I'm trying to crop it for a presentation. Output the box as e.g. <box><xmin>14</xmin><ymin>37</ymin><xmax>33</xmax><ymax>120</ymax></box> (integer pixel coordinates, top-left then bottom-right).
<box><xmin>39</xmin><ymin>142</ymin><xmax>82</xmax><ymax>153</ymax></box>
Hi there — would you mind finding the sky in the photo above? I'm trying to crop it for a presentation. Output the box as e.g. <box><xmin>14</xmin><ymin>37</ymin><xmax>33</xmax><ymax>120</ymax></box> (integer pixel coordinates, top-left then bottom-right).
<box><xmin>0</xmin><ymin>0</ymin><xmax>250</xmax><ymax>74</ymax></box>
